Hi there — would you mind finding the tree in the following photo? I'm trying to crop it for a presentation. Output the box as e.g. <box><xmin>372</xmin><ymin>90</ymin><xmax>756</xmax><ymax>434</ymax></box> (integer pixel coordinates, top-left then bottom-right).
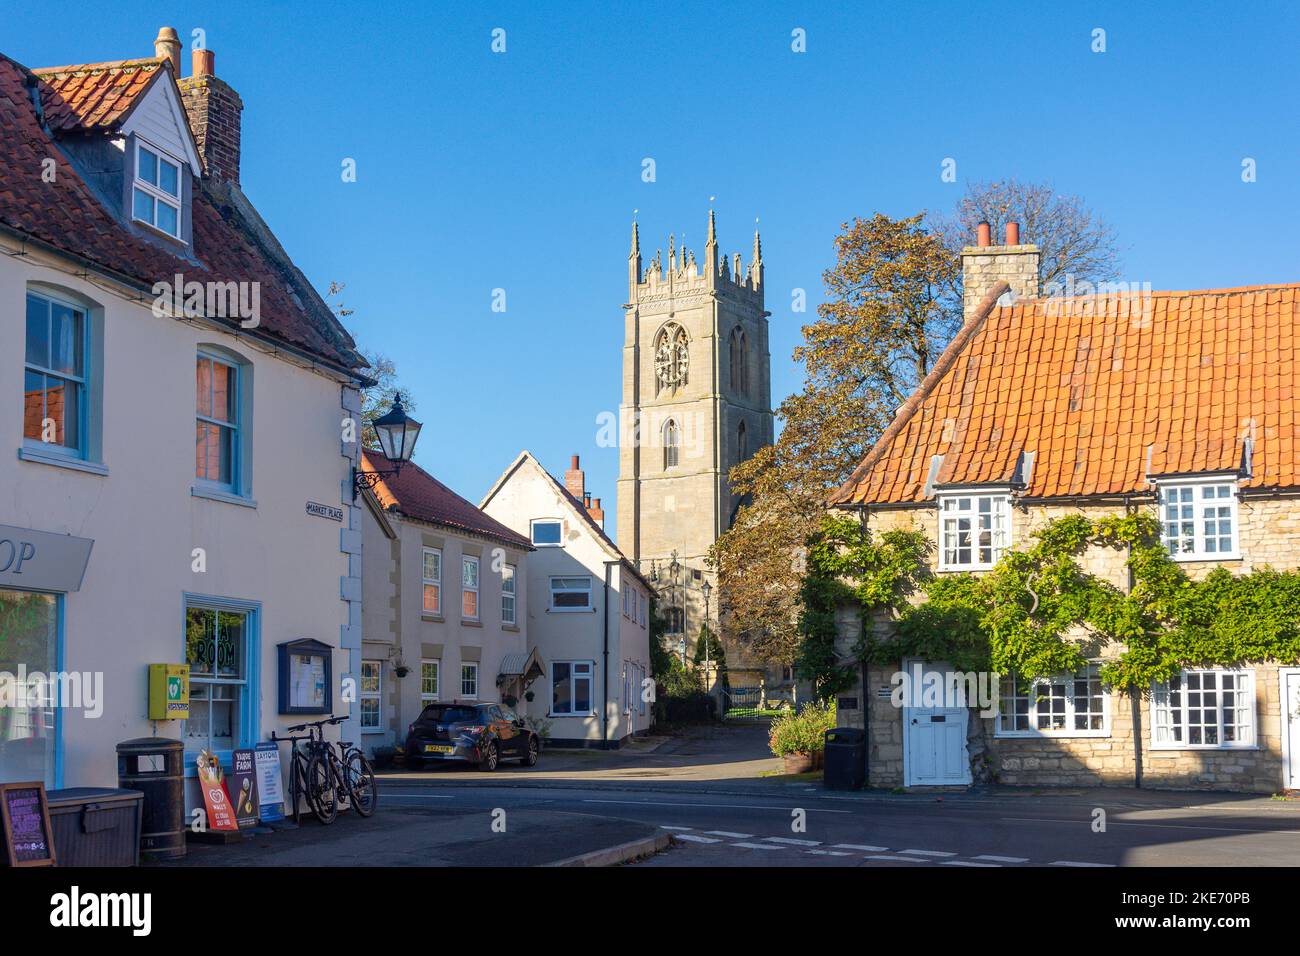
<box><xmin>929</xmin><ymin>178</ymin><xmax>1121</xmax><ymax>294</ymax></box>
<box><xmin>713</xmin><ymin>214</ymin><xmax>955</xmax><ymax>665</ymax></box>
<box><xmin>692</xmin><ymin>622</ymin><xmax>730</xmax><ymax>691</ymax></box>
<box><xmin>326</xmin><ymin>281</ymin><xmax>416</xmax><ymax>446</ymax></box>
<box><xmin>713</xmin><ymin>182</ymin><xmax>1122</xmax><ymax>671</ymax></box>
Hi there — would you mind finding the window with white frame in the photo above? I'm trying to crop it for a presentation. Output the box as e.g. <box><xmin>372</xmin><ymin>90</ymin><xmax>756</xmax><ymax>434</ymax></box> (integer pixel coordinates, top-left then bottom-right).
<box><xmin>550</xmin><ymin>576</ymin><xmax>592</xmax><ymax>611</ymax></box>
<box><xmin>939</xmin><ymin>493</ymin><xmax>1010</xmax><ymax>569</ymax></box>
<box><xmin>132</xmin><ymin>141</ymin><xmax>182</xmax><ymax>238</ymax></box>
<box><xmin>1152</xmin><ymin>669</ymin><xmax>1255</xmax><ymax>748</ymax></box>
<box><xmin>531</xmin><ymin>519</ymin><xmax>562</xmax><ymax>546</ymax></box>
<box><xmin>1158</xmin><ymin>480</ymin><xmax>1239</xmax><ymax>559</ymax></box>
<box><xmin>460</xmin><ymin>662</ymin><xmax>479</xmax><ymax>698</ymax></box>
<box><xmin>501</xmin><ymin>564</ymin><xmax>516</xmax><ymax>625</ymax></box>
<box><xmin>359</xmin><ymin>660</ymin><xmax>382</xmax><ymax>732</ymax></box>
<box><xmin>24</xmin><ymin>290</ymin><xmax>88</xmax><ymax>456</ymax></box>
<box><xmin>422</xmin><ymin>548</ymin><xmax>442</xmax><ymax>614</ymax></box>
<box><xmin>462</xmin><ymin>556</ymin><xmax>479</xmax><ymax>620</ymax></box>
<box><xmin>998</xmin><ymin>668</ymin><xmax>1108</xmax><ymax>736</ymax></box>
<box><xmin>552</xmin><ymin>661</ymin><xmax>593</xmax><ymax>715</ymax></box>
<box><xmin>420</xmin><ymin>659</ymin><xmax>439</xmax><ymax>703</ymax></box>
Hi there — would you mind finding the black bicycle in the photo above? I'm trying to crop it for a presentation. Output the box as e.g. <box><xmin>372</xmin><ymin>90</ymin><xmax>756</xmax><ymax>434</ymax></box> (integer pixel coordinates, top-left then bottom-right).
<box><xmin>273</xmin><ymin>715</ymin><xmax>378</xmax><ymax>824</ymax></box>
<box><xmin>305</xmin><ymin>715</ymin><xmax>378</xmax><ymax>824</ymax></box>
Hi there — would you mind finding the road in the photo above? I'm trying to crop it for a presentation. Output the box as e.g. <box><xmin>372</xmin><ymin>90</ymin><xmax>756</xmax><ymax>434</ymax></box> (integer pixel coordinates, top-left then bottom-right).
<box><xmin>379</xmin><ymin>725</ymin><xmax>1300</xmax><ymax>868</ymax></box>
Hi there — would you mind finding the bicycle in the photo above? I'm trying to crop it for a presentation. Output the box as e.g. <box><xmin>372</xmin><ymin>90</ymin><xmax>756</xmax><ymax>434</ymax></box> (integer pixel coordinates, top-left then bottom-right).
<box><xmin>271</xmin><ymin>718</ymin><xmax>332</xmax><ymax>825</ymax></box>
<box><xmin>303</xmin><ymin>715</ymin><xmax>379</xmax><ymax>824</ymax></box>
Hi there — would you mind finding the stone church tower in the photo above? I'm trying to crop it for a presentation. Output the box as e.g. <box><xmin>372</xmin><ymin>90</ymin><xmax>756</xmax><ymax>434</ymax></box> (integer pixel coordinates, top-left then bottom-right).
<box><xmin>616</xmin><ymin>211</ymin><xmax>774</xmax><ymax>675</ymax></box>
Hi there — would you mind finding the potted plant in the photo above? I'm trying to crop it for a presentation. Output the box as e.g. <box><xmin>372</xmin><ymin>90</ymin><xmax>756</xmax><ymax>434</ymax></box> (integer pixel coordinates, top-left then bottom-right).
<box><xmin>524</xmin><ymin>690</ymin><xmax>535</xmax><ymax>703</ymax></box>
<box><xmin>503</xmin><ymin>694</ymin><xmax>518</xmax><ymax>708</ymax></box>
<box><xmin>768</xmin><ymin>699</ymin><xmax>836</xmax><ymax>774</ymax></box>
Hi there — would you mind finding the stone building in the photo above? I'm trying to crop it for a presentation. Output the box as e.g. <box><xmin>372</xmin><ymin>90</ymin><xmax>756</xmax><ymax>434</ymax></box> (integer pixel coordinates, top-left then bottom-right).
<box><xmin>616</xmin><ymin>212</ymin><xmax>776</xmax><ymax>685</ymax></box>
<box><xmin>828</xmin><ymin>222</ymin><xmax>1300</xmax><ymax>794</ymax></box>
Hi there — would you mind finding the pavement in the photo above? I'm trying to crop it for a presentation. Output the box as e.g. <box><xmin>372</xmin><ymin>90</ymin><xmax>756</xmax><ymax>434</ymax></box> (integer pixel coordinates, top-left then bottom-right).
<box><xmin>159</xmin><ymin>723</ymin><xmax>1300</xmax><ymax>867</ymax></box>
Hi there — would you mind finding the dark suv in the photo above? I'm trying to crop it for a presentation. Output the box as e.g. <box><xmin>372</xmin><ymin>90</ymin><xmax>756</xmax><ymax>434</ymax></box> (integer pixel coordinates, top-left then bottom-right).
<box><xmin>405</xmin><ymin>702</ymin><xmax>540</xmax><ymax>771</ymax></box>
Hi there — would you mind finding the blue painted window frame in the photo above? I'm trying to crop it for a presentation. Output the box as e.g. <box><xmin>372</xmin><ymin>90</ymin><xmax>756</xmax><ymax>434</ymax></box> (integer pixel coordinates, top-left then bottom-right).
<box><xmin>23</xmin><ymin>289</ymin><xmax>90</xmax><ymax>459</ymax></box>
<box><xmin>180</xmin><ymin>593</ymin><xmax>260</xmax><ymax>777</ymax></box>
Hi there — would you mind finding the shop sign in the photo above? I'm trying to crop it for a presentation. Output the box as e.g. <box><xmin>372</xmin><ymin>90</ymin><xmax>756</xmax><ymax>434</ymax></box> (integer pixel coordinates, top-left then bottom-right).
<box><xmin>196</xmin><ymin>750</ymin><xmax>238</xmax><ymax>832</ymax></box>
<box><xmin>0</xmin><ymin>782</ymin><xmax>54</xmax><ymax>867</ymax></box>
<box><xmin>229</xmin><ymin>749</ymin><xmax>260</xmax><ymax>829</ymax></box>
<box><xmin>306</xmin><ymin>502</ymin><xmax>344</xmax><ymax>522</ymax></box>
<box><xmin>0</xmin><ymin>524</ymin><xmax>93</xmax><ymax>593</ymax></box>
<box><xmin>253</xmin><ymin>742</ymin><xmax>286</xmax><ymax>822</ymax></box>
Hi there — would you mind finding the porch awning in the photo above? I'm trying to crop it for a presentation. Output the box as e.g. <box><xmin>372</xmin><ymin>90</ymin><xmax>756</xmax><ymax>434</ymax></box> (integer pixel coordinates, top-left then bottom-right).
<box><xmin>497</xmin><ymin>647</ymin><xmax>546</xmax><ymax>685</ymax></box>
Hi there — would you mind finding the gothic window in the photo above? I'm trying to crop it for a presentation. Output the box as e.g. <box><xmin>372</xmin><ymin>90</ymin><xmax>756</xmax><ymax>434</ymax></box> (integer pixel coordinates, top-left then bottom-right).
<box><xmin>737</xmin><ymin>420</ymin><xmax>748</xmax><ymax>462</ymax></box>
<box><xmin>729</xmin><ymin>326</ymin><xmax>748</xmax><ymax>398</ymax></box>
<box><xmin>663</xmin><ymin>419</ymin><xmax>680</xmax><ymax>469</ymax></box>
<box><xmin>655</xmin><ymin>323</ymin><xmax>689</xmax><ymax>392</ymax></box>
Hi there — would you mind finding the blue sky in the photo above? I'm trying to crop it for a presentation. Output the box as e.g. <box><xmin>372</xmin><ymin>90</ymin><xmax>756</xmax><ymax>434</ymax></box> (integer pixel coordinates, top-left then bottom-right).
<box><xmin>9</xmin><ymin>1</ymin><xmax>1300</xmax><ymax>542</ymax></box>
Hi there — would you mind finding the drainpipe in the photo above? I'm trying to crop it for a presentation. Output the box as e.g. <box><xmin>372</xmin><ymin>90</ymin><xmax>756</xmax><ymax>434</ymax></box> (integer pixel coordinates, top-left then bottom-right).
<box><xmin>602</xmin><ymin>561</ymin><xmax>616</xmax><ymax>749</ymax></box>
<box><xmin>1123</xmin><ymin>496</ymin><xmax>1143</xmax><ymax>789</ymax></box>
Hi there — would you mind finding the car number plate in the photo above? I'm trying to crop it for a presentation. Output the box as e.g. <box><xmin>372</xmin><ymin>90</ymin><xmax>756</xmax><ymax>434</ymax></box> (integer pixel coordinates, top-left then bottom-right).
<box><xmin>424</xmin><ymin>744</ymin><xmax>453</xmax><ymax>753</ymax></box>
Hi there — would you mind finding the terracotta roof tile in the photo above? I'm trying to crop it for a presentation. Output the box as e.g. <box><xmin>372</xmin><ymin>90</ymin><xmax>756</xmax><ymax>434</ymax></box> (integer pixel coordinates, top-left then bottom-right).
<box><xmin>362</xmin><ymin>450</ymin><xmax>533</xmax><ymax>551</ymax></box>
<box><xmin>32</xmin><ymin>58</ymin><xmax>164</xmax><ymax>131</ymax></box>
<box><xmin>832</xmin><ymin>285</ymin><xmax>1300</xmax><ymax>505</ymax></box>
<box><xmin>0</xmin><ymin>53</ymin><xmax>363</xmax><ymax>372</ymax></box>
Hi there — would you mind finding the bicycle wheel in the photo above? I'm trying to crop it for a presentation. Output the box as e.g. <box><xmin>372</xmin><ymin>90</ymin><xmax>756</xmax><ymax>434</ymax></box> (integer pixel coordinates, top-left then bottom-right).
<box><xmin>306</xmin><ymin>750</ymin><xmax>339</xmax><ymax>824</ymax></box>
<box><xmin>346</xmin><ymin>751</ymin><xmax>379</xmax><ymax>817</ymax></box>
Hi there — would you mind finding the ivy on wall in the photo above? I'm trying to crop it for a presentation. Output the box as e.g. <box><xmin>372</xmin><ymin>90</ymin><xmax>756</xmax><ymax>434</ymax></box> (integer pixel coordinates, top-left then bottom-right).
<box><xmin>794</xmin><ymin>509</ymin><xmax>1300</xmax><ymax>698</ymax></box>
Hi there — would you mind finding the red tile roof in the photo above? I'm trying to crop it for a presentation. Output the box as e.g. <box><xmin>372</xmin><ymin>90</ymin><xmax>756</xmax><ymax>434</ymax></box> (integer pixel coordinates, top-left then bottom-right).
<box><xmin>362</xmin><ymin>450</ymin><xmax>533</xmax><ymax>551</ymax></box>
<box><xmin>832</xmin><ymin>284</ymin><xmax>1300</xmax><ymax>505</ymax></box>
<box><xmin>0</xmin><ymin>53</ymin><xmax>364</xmax><ymax>373</ymax></box>
<box><xmin>32</xmin><ymin>57</ymin><xmax>165</xmax><ymax>131</ymax></box>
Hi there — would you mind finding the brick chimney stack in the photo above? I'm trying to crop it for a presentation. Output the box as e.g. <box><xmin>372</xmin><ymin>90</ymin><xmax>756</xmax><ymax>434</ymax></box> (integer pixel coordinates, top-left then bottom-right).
<box><xmin>178</xmin><ymin>44</ymin><xmax>244</xmax><ymax>184</ymax></box>
<box><xmin>588</xmin><ymin>497</ymin><xmax>605</xmax><ymax>528</ymax></box>
<box><xmin>564</xmin><ymin>455</ymin><xmax>585</xmax><ymax>499</ymax></box>
<box><xmin>961</xmin><ymin>220</ymin><xmax>1041</xmax><ymax>323</ymax></box>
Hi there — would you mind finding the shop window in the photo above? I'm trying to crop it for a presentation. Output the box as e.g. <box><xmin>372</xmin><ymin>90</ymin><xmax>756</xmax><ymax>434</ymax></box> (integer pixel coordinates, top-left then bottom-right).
<box><xmin>184</xmin><ymin>599</ymin><xmax>256</xmax><ymax>763</ymax></box>
<box><xmin>0</xmin><ymin>590</ymin><xmax>59</xmax><ymax>787</ymax></box>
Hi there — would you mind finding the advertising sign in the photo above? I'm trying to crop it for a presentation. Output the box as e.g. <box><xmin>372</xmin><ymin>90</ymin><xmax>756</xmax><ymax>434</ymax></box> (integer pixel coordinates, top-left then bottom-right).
<box><xmin>228</xmin><ymin>749</ymin><xmax>260</xmax><ymax>829</ymax></box>
<box><xmin>253</xmin><ymin>742</ymin><xmax>286</xmax><ymax>822</ymax></box>
<box><xmin>196</xmin><ymin>750</ymin><xmax>238</xmax><ymax>832</ymax></box>
<box><xmin>0</xmin><ymin>782</ymin><xmax>54</xmax><ymax>867</ymax></box>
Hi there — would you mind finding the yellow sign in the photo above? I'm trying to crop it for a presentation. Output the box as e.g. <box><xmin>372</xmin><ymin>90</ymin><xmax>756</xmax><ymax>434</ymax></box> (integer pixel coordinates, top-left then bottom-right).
<box><xmin>148</xmin><ymin>664</ymin><xmax>189</xmax><ymax>720</ymax></box>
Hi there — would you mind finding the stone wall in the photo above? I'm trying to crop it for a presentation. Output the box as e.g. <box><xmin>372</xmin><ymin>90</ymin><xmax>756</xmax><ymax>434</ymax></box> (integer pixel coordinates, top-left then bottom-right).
<box><xmin>829</xmin><ymin>497</ymin><xmax>1300</xmax><ymax>792</ymax></box>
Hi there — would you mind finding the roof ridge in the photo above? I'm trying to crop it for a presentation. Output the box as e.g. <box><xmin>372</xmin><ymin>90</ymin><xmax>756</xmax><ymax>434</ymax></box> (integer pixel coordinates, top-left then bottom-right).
<box><xmin>829</xmin><ymin>280</ymin><xmax>1010</xmax><ymax>506</ymax></box>
<box><xmin>31</xmin><ymin>57</ymin><xmax>165</xmax><ymax>76</ymax></box>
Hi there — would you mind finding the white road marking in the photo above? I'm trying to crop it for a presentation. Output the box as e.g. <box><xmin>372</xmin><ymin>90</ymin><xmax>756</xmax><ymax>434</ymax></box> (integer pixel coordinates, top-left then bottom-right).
<box><xmin>583</xmin><ymin>799</ymin><xmax>849</xmax><ymax>813</ymax></box>
<box><xmin>764</xmin><ymin>837</ymin><xmax>822</xmax><ymax>846</ymax></box>
<box><xmin>703</xmin><ymin>830</ymin><xmax>754</xmax><ymax>839</ymax></box>
<box><xmin>658</xmin><ymin>825</ymin><xmax>694</xmax><ymax>831</ymax></box>
<box><xmin>832</xmin><ymin>843</ymin><xmax>889</xmax><ymax>852</ymax></box>
<box><xmin>1050</xmin><ymin>860</ymin><xmax>1115</xmax><ymax>867</ymax></box>
<box><xmin>941</xmin><ymin>860</ymin><xmax>1001</xmax><ymax>867</ymax></box>
<box><xmin>1001</xmin><ymin>815</ymin><xmax>1300</xmax><ymax>835</ymax></box>
<box><xmin>385</xmin><ymin>794</ymin><xmax>454</xmax><ymax>799</ymax></box>
<box><xmin>863</xmin><ymin>854</ymin><xmax>926</xmax><ymax>862</ymax></box>
<box><xmin>897</xmin><ymin>849</ymin><xmax>957</xmax><ymax>857</ymax></box>
<box><xmin>673</xmin><ymin>834</ymin><xmax>721</xmax><ymax>844</ymax></box>
<box><xmin>806</xmin><ymin>849</ymin><xmax>851</xmax><ymax>857</ymax></box>
<box><xmin>973</xmin><ymin>855</ymin><xmax>1029</xmax><ymax>863</ymax></box>
<box><xmin>731</xmin><ymin>841</ymin><xmax>787</xmax><ymax>850</ymax></box>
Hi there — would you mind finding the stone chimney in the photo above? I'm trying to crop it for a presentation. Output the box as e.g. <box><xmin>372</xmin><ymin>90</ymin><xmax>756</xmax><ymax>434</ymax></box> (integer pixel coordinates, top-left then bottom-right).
<box><xmin>564</xmin><ymin>455</ymin><xmax>585</xmax><ymax>499</ymax></box>
<box><xmin>153</xmin><ymin>27</ymin><xmax>181</xmax><ymax>75</ymax></box>
<box><xmin>178</xmin><ymin>46</ymin><xmax>244</xmax><ymax>184</ymax></box>
<box><xmin>961</xmin><ymin>221</ymin><xmax>1041</xmax><ymax>323</ymax></box>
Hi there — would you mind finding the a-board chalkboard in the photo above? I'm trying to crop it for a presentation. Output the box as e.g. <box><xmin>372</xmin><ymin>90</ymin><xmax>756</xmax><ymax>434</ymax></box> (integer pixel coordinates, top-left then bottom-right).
<box><xmin>0</xmin><ymin>782</ymin><xmax>55</xmax><ymax>867</ymax></box>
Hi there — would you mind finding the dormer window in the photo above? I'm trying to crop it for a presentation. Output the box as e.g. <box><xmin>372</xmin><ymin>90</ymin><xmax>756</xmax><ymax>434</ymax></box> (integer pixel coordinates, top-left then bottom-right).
<box><xmin>132</xmin><ymin>141</ymin><xmax>182</xmax><ymax>238</ymax></box>
<box><xmin>1156</xmin><ymin>477</ymin><xmax>1240</xmax><ymax>560</ymax></box>
<box><xmin>937</xmin><ymin>491</ymin><xmax>1011</xmax><ymax>570</ymax></box>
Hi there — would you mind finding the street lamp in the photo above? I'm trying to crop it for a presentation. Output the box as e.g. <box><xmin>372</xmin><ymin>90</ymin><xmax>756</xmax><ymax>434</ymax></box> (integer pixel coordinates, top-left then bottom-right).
<box><xmin>701</xmin><ymin>579</ymin><xmax>713</xmax><ymax>694</ymax></box>
<box><xmin>352</xmin><ymin>392</ymin><xmax>423</xmax><ymax>499</ymax></box>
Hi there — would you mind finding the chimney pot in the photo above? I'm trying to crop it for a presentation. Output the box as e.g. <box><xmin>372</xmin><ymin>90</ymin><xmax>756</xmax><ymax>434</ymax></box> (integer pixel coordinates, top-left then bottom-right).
<box><xmin>976</xmin><ymin>221</ymin><xmax>991</xmax><ymax>247</ymax></box>
<box><xmin>153</xmin><ymin>26</ymin><xmax>181</xmax><ymax>76</ymax></box>
<box><xmin>192</xmin><ymin>48</ymin><xmax>215</xmax><ymax>77</ymax></box>
<box><xmin>570</xmin><ymin>455</ymin><xmax>580</xmax><ymax>469</ymax></box>
<box><xmin>1005</xmin><ymin>221</ymin><xmax>1020</xmax><ymax>246</ymax></box>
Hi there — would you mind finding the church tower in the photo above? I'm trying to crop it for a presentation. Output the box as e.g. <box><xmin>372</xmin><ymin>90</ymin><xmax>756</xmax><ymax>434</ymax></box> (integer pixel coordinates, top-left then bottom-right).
<box><xmin>617</xmin><ymin>211</ymin><xmax>774</xmax><ymax>672</ymax></box>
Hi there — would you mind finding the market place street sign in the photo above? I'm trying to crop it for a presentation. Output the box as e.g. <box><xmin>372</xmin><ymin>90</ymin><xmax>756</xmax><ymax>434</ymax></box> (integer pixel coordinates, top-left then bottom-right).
<box><xmin>305</xmin><ymin>501</ymin><xmax>343</xmax><ymax>522</ymax></box>
<box><xmin>0</xmin><ymin>525</ymin><xmax>94</xmax><ymax>593</ymax></box>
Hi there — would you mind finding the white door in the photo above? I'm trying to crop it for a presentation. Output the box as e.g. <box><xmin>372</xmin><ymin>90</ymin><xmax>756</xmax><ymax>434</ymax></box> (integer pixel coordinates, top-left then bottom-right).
<box><xmin>902</xmin><ymin>660</ymin><xmax>971</xmax><ymax>786</ymax></box>
<box><xmin>1285</xmin><ymin>671</ymin><xmax>1300</xmax><ymax>791</ymax></box>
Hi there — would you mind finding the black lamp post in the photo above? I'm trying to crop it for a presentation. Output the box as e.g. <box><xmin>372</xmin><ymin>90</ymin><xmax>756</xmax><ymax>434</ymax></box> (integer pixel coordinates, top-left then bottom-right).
<box><xmin>352</xmin><ymin>392</ymin><xmax>423</xmax><ymax>499</ymax></box>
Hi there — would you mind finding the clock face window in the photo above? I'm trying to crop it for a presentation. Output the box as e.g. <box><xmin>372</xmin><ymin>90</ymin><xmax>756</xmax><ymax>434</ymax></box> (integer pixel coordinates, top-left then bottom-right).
<box><xmin>655</xmin><ymin>323</ymin><xmax>689</xmax><ymax>392</ymax></box>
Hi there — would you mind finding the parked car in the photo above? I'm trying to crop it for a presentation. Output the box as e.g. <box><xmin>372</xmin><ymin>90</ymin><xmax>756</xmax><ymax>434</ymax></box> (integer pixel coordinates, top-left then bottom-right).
<box><xmin>405</xmin><ymin>702</ymin><xmax>540</xmax><ymax>770</ymax></box>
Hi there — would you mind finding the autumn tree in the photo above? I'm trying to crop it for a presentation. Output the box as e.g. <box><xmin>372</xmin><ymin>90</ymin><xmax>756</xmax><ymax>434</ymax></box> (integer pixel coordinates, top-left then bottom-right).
<box><xmin>714</xmin><ymin>183</ymin><xmax>1121</xmax><ymax>670</ymax></box>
